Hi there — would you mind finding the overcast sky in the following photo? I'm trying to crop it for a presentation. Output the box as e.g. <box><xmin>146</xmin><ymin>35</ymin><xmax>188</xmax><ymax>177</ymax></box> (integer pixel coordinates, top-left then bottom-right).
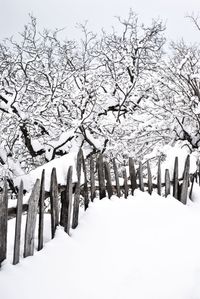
<box><xmin>0</xmin><ymin>0</ymin><xmax>200</xmax><ymax>43</ymax></box>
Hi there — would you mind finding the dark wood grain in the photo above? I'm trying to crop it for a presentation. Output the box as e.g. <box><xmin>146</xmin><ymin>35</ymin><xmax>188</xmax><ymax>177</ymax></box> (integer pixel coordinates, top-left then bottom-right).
<box><xmin>13</xmin><ymin>180</ymin><xmax>23</xmax><ymax>265</ymax></box>
<box><xmin>123</xmin><ymin>169</ymin><xmax>129</xmax><ymax>199</ymax></box>
<box><xmin>157</xmin><ymin>158</ymin><xmax>161</xmax><ymax>195</ymax></box>
<box><xmin>138</xmin><ymin>162</ymin><xmax>144</xmax><ymax>192</ymax></box>
<box><xmin>38</xmin><ymin>170</ymin><xmax>45</xmax><ymax>251</ymax></box>
<box><xmin>129</xmin><ymin>158</ymin><xmax>137</xmax><ymax>195</ymax></box>
<box><xmin>82</xmin><ymin>154</ymin><xmax>89</xmax><ymax>210</ymax></box>
<box><xmin>104</xmin><ymin>161</ymin><xmax>113</xmax><ymax>199</ymax></box>
<box><xmin>24</xmin><ymin>179</ymin><xmax>40</xmax><ymax>258</ymax></box>
<box><xmin>72</xmin><ymin>149</ymin><xmax>82</xmax><ymax>229</ymax></box>
<box><xmin>180</xmin><ymin>155</ymin><xmax>190</xmax><ymax>205</ymax></box>
<box><xmin>113</xmin><ymin>158</ymin><xmax>121</xmax><ymax>198</ymax></box>
<box><xmin>147</xmin><ymin>161</ymin><xmax>153</xmax><ymax>195</ymax></box>
<box><xmin>165</xmin><ymin>169</ymin><xmax>170</xmax><ymax>197</ymax></box>
<box><xmin>97</xmin><ymin>154</ymin><xmax>106</xmax><ymax>199</ymax></box>
<box><xmin>173</xmin><ymin>157</ymin><xmax>179</xmax><ymax>199</ymax></box>
<box><xmin>0</xmin><ymin>179</ymin><xmax>8</xmax><ymax>266</ymax></box>
<box><xmin>90</xmin><ymin>156</ymin><xmax>96</xmax><ymax>202</ymax></box>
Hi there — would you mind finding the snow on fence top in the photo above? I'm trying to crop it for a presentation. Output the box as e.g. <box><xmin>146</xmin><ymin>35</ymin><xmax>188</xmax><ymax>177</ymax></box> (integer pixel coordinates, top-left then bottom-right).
<box><xmin>14</xmin><ymin>153</ymin><xmax>78</xmax><ymax>192</ymax></box>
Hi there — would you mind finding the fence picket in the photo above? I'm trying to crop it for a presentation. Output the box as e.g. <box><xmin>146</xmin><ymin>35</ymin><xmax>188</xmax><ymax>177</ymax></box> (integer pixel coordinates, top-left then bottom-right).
<box><xmin>199</xmin><ymin>162</ymin><xmax>200</xmax><ymax>186</ymax></box>
<box><xmin>165</xmin><ymin>169</ymin><xmax>170</xmax><ymax>197</ymax></box>
<box><xmin>189</xmin><ymin>175</ymin><xmax>195</xmax><ymax>200</ymax></box>
<box><xmin>97</xmin><ymin>154</ymin><xmax>106</xmax><ymax>199</ymax></box>
<box><xmin>13</xmin><ymin>181</ymin><xmax>23</xmax><ymax>265</ymax></box>
<box><xmin>180</xmin><ymin>155</ymin><xmax>190</xmax><ymax>205</ymax></box>
<box><xmin>63</xmin><ymin>166</ymin><xmax>73</xmax><ymax>235</ymax></box>
<box><xmin>38</xmin><ymin>170</ymin><xmax>45</xmax><ymax>251</ymax></box>
<box><xmin>113</xmin><ymin>158</ymin><xmax>121</xmax><ymax>198</ymax></box>
<box><xmin>129</xmin><ymin>158</ymin><xmax>137</xmax><ymax>195</ymax></box>
<box><xmin>147</xmin><ymin>161</ymin><xmax>153</xmax><ymax>195</ymax></box>
<box><xmin>90</xmin><ymin>156</ymin><xmax>96</xmax><ymax>202</ymax></box>
<box><xmin>157</xmin><ymin>158</ymin><xmax>161</xmax><ymax>195</ymax></box>
<box><xmin>72</xmin><ymin>149</ymin><xmax>82</xmax><ymax>229</ymax></box>
<box><xmin>104</xmin><ymin>161</ymin><xmax>113</xmax><ymax>199</ymax></box>
<box><xmin>0</xmin><ymin>179</ymin><xmax>8</xmax><ymax>267</ymax></box>
<box><xmin>50</xmin><ymin>168</ymin><xmax>59</xmax><ymax>239</ymax></box>
<box><xmin>123</xmin><ymin>169</ymin><xmax>129</xmax><ymax>199</ymax></box>
<box><xmin>24</xmin><ymin>179</ymin><xmax>40</xmax><ymax>258</ymax></box>
<box><xmin>173</xmin><ymin>157</ymin><xmax>179</xmax><ymax>199</ymax></box>
<box><xmin>138</xmin><ymin>162</ymin><xmax>144</xmax><ymax>192</ymax></box>
<box><xmin>82</xmin><ymin>154</ymin><xmax>89</xmax><ymax>210</ymax></box>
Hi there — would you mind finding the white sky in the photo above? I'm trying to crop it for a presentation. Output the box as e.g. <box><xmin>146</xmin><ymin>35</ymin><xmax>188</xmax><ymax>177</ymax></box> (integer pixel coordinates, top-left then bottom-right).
<box><xmin>0</xmin><ymin>0</ymin><xmax>200</xmax><ymax>43</ymax></box>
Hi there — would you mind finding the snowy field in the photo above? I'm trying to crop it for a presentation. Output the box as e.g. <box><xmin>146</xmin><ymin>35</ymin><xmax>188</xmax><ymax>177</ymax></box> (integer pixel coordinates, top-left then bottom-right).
<box><xmin>1</xmin><ymin>188</ymin><xmax>200</xmax><ymax>299</ymax></box>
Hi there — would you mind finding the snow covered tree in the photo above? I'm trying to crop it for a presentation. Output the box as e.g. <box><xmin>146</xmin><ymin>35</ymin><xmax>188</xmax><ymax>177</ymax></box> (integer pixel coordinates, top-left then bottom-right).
<box><xmin>0</xmin><ymin>11</ymin><xmax>167</xmax><ymax>187</ymax></box>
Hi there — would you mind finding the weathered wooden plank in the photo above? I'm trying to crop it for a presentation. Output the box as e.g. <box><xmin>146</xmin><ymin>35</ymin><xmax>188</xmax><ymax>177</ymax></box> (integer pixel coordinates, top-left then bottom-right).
<box><xmin>82</xmin><ymin>154</ymin><xmax>89</xmax><ymax>210</ymax></box>
<box><xmin>97</xmin><ymin>154</ymin><xmax>106</xmax><ymax>199</ymax></box>
<box><xmin>165</xmin><ymin>169</ymin><xmax>170</xmax><ymax>197</ymax></box>
<box><xmin>123</xmin><ymin>169</ymin><xmax>129</xmax><ymax>199</ymax></box>
<box><xmin>0</xmin><ymin>179</ymin><xmax>8</xmax><ymax>266</ymax></box>
<box><xmin>90</xmin><ymin>156</ymin><xmax>96</xmax><ymax>202</ymax></box>
<box><xmin>180</xmin><ymin>155</ymin><xmax>190</xmax><ymax>205</ymax></box>
<box><xmin>199</xmin><ymin>161</ymin><xmax>200</xmax><ymax>186</ymax></box>
<box><xmin>72</xmin><ymin>149</ymin><xmax>82</xmax><ymax>229</ymax></box>
<box><xmin>60</xmin><ymin>167</ymin><xmax>73</xmax><ymax>234</ymax></box>
<box><xmin>13</xmin><ymin>181</ymin><xmax>23</xmax><ymax>265</ymax></box>
<box><xmin>173</xmin><ymin>157</ymin><xmax>179</xmax><ymax>199</ymax></box>
<box><xmin>189</xmin><ymin>175</ymin><xmax>195</xmax><ymax>200</ymax></box>
<box><xmin>157</xmin><ymin>158</ymin><xmax>161</xmax><ymax>195</ymax></box>
<box><xmin>104</xmin><ymin>161</ymin><xmax>113</xmax><ymax>199</ymax></box>
<box><xmin>38</xmin><ymin>170</ymin><xmax>45</xmax><ymax>251</ymax></box>
<box><xmin>129</xmin><ymin>158</ymin><xmax>137</xmax><ymax>195</ymax></box>
<box><xmin>65</xmin><ymin>166</ymin><xmax>73</xmax><ymax>235</ymax></box>
<box><xmin>138</xmin><ymin>162</ymin><xmax>144</xmax><ymax>192</ymax></box>
<box><xmin>50</xmin><ymin>168</ymin><xmax>59</xmax><ymax>239</ymax></box>
<box><xmin>147</xmin><ymin>161</ymin><xmax>153</xmax><ymax>195</ymax></box>
<box><xmin>113</xmin><ymin>158</ymin><xmax>121</xmax><ymax>198</ymax></box>
<box><xmin>24</xmin><ymin>179</ymin><xmax>40</xmax><ymax>258</ymax></box>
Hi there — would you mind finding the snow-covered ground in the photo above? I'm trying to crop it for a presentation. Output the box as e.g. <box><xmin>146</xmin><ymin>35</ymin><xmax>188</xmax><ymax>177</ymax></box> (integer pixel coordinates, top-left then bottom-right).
<box><xmin>1</xmin><ymin>188</ymin><xmax>200</xmax><ymax>299</ymax></box>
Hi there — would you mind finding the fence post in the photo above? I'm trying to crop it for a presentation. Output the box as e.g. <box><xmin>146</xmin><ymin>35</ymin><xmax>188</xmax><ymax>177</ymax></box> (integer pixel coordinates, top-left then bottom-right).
<box><xmin>72</xmin><ymin>149</ymin><xmax>82</xmax><ymax>229</ymax></box>
<box><xmin>38</xmin><ymin>170</ymin><xmax>45</xmax><ymax>251</ymax></box>
<box><xmin>147</xmin><ymin>161</ymin><xmax>153</xmax><ymax>195</ymax></box>
<box><xmin>24</xmin><ymin>179</ymin><xmax>40</xmax><ymax>258</ymax></box>
<box><xmin>180</xmin><ymin>155</ymin><xmax>190</xmax><ymax>205</ymax></box>
<box><xmin>62</xmin><ymin>166</ymin><xmax>73</xmax><ymax>235</ymax></box>
<box><xmin>173</xmin><ymin>157</ymin><xmax>179</xmax><ymax>199</ymax></box>
<box><xmin>90</xmin><ymin>156</ymin><xmax>96</xmax><ymax>202</ymax></box>
<box><xmin>82</xmin><ymin>154</ymin><xmax>89</xmax><ymax>210</ymax></box>
<box><xmin>123</xmin><ymin>169</ymin><xmax>129</xmax><ymax>199</ymax></box>
<box><xmin>113</xmin><ymin>158</ymin><xmax>121</xmax><ymax>198</ymax></box>
<box><xmin>50</xmin><ymin>168</ymin><xmax>59</xmax><ymax>239</ymax></box>
<box><xmin>97</xmin><ymin>154</ymin><xmax>106</xmax><ymax>199</ymax></box>
<box><xmin>165</xmin><ymin>169</ymin><xmax>170</xmax><ymax>197</ymax></box>
<box><xmin>104</xmin><ymin>161</ymin><xmax>113</xmax><ymax>199</ymax></box>
<box><xmin>157</xmin><ymin>158</ymin><xmax>161</xmax><ymax>195</ymax></box>
<box><xmin>129</xmin><ymin>158</ymin><xmax>137</xmax><ymax>195</ymax></box>
<box><xmin>0</xmin><ymin>179</ymin><xmax>8</xmax><ymax>267</ymax></box>
<box><xmin>13</xmin><ymin>181</ymin><xmax>23</xmax><ymax>265</ymax></box>
<box><xmin>138</xmin><ymin>162</ymin><xmax>144</xmax><ymax>192</ymax></box>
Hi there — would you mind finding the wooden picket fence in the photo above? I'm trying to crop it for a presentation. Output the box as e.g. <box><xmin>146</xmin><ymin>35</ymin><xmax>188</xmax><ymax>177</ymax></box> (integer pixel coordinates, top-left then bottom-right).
<box><xmin>0</xmin><ymin>150</ymin><xmax>197</xmax><ymax>268</ymax></box>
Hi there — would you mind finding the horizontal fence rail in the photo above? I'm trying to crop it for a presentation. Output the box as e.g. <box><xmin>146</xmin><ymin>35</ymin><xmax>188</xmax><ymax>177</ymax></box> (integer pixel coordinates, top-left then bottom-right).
<box><xmin>0</xmin><ymin>150</ymin><xmax>198</xmax><ymax>268</ymax></box>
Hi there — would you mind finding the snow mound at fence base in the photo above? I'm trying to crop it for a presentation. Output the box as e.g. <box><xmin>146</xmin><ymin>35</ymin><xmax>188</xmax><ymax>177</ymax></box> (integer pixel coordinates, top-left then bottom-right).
<box><xmin>2</xmin><ymin>190</ymin><xmax>200</xmax><ymax>299</ymax></box>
